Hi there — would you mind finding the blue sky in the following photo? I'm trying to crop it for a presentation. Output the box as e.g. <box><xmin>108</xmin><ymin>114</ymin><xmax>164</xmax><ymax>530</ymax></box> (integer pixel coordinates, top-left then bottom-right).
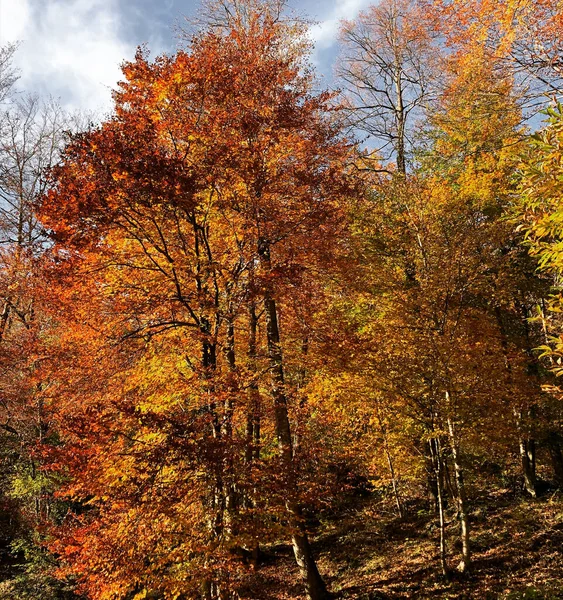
<box><xmin>0</xmin><ymin>0</ymin><xmax>373</xmax><ymax>114</ymax></box>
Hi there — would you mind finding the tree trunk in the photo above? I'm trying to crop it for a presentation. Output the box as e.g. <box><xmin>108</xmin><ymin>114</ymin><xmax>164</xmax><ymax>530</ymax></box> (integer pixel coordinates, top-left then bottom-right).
<box><xmin>0</xmin><ymin>299</ymin><xmax>10</xmax><ymax>343</ymax></box>
<box><xmin>386</xmin><ymin>450</ymin><xmax>403</xmax><ymax>518</ymax></box>
<box><xmin>515</xmin><ymin>408</ymin><xmax>537</xmax><ymax>498</ymax></box>
<box><xmin>259</xmin><ymin>240</ymin><xmax>329</xmax><ymax>600</ymax></box>
<box><xmin>200</xmin><ymin>317</ymin><xmax>223</xmax><ymax>596</ymax></box>
<box><xmin>520</xmin><ymin>305</ymin><xmax>539</xmax><ymax>497</ymax></box>
<box><xmin>201</xmin><ymin>579</ymin><xmax>213</xmax><ymax>600</ymax></box>
<box><xmin>224</xmin><ymin>316</ymin><xmax>237</xmax><ymax>536</ymax></box>
<box><xmin>426</xmin><ymin>451</ymin><xmax>439</xmax><ymax>514</ymax></box>
<box><xmin>377</xmin><ymin>411</ymin><xmax>403</xmax><ymax>517</ymax></box>
<box><xmin>429</xmin><ymin>436</ymin><xmax>449</xmax><ymax>580</ymax></box>
<box><xmin>446</xmin><ymin>404</ymin><xmax>471</xmax><ymax>573</ymax></box>
<box><xmin>392</xmin><ymin>28</ymin><xmax>406</xmax><ymax>176</ymax></box>
<box><xmin>243</xmin><ymin>302</ymin><xmax>261</xmax><ymax>567</ymax></box>
<box><xmin>443</xmin><ymin>456</ymin><xmax>456</xmax><ymax>503</ymax></box>
<box><xmin>519</xmin><ymin>435</ymin><xmax>537</xmax><ymax>498</ymax></box>
<box><xmin>246</xmin><ymin>301</ymin><xmax>261</xmax><ymax>464</ymax></box>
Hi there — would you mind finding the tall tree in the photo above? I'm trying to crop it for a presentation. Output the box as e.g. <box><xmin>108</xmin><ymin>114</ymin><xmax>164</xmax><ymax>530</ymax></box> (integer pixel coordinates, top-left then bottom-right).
<box><xmin>38</xmin><ymin>2</ymin><xmax>355</xmax><ymax>598</ymax></box>
<box><xmin>338</xmin><ymin>0</ymin><xmax>439</xmax><ymax>173</ymax></box>
<box><xmin>518</xmin><ymin>102</ymin><xmax>563</xmax><ymax>361</ymax></box>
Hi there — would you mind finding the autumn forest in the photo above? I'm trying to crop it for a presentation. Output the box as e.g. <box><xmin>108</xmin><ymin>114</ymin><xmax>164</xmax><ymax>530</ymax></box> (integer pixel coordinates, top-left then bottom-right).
<box><xmin>2</xmin><ymin>0</ymin><xmax>563</xmax><ymax>598</ymax></box>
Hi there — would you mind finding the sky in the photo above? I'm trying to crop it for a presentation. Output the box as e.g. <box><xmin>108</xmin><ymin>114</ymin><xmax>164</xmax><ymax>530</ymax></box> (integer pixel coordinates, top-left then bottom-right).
<box><xmin>0</xmin><ymin>0</ymin><xmax>373</xmax><ymax>115</ymax></box>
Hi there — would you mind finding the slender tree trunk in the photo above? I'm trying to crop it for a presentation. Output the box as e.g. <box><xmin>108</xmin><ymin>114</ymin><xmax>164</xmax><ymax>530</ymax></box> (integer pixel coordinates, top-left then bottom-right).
<box><xmin>515</xmin><ymin>408</ymin><xmax>537</xmax><ymax>498</ymax></box>
<box><xmin>259</xmin><ymin>240</ymin><xmax>329</xmax><ymax>600</ymax></box>
<box><xmin>426</xmin><ymin>449</ymin><xmax>439</xmax><ymax>514</ymax></box>
<box><xmin>429</xmin><ymin>437</ymin><xmax>449</xmax><ymax>580</ymax></box>
<box><xmin>377</xmin><ymin>412</ymin><xmax>403</xmax><ymax>517</ymax></box>
<box><xmin>245</xmin><ymin>303</ymin><xmax>260</xmax><ymax>467</ymax></box>
<box><xmin>528</xmin><ymin>437</ymin><xmax>536</xmax><ymax>481</ymax></box>
<box><xmin>224</xmin><ymin>315</ymin><xmax>237</xmax><ymax>536</ymax></box>
<box><xmin>246</xmin><ymin>302</ymin><xmax>260</xmax><ymax>464</ymax></box>
<box><xmin>443</xmin><ymin>456</ymin><xmax>456</xmax><ymax>504</ymax></box>
<box><xmin>446</xmin><ymin>398</ymin><xmax>471</xmax><ymax>573</ymax></box>
<box><xmin>0</xmin><ymin>299</ymin><xmax>10</xmax><ymax>343</ymax></box>
<box><xmin>245</xmin><ymin>410</ymin><xmax>256</xmax><ymax>465</ymax></box>
<box><xmin>202</xmin><ymin>580</ymin><xmax>213</xmax><ymax>600</ymax></box>
<box><xmin>520</xmin><ymin>305</ymin><xmax>539</xmax><ymax>497</ymax></box>
<box><xmin>494</xmin><ymin>307</ymin><xmax>538</xmax><ymax>498</ymax></box>
<box><xmin>424</xmin><ymin>431</ymin><xmax>445</xmax><ymax>513</ymax></box>
<box><xmin>386</xmin><ymin>447</ymin><xmax>403</xmax><ymax>518</ymax></box>
<box><xmin>392</xmin><ymin>29</ymin><xmax>406</xmax><ymax>176</ymax></box>
<box><xmin>241</xmin><ymin>302</ymin><xmax>261</xmax><ymax>569</ymax></box>
<box><xmin>205</xmin><ymin>363</ymin><xmax>224</xmax><ymax>536</ymax></box>
<box><xmin>200</xmin><ymin>317</ymin><xmax>223</xmax><ymax>597</ymax></box>
<box><xmin>519</xmin><ymin>436</ymin><xmax>537</xmax><ymax>498</ymax></box>
<box><xmin>203</xmin><ymin>330</ymin><xmax>224</xmax><ymax>537</ymax></box>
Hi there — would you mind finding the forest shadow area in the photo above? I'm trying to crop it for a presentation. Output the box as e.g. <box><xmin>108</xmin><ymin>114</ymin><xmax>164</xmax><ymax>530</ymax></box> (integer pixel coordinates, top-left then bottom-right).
<box><xmin>237</xmin><ymin>489</ymin><xmax>563</xmax><ymax>600</ymax></box>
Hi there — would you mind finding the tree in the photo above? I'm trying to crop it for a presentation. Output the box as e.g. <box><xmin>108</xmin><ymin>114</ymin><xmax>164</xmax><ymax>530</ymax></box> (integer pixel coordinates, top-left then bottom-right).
<box><xmin>0</xmin><ymin>43</ymin><xmax>19</xmax><ymax>105</ymax></box>
<box><xmin>329</xmin><ymin>39</ymin><xmax>547</xmax><ymax>576</ymax></box>
<box><xmin>0</xmin><ymin>46</ymin><xmax>77</xmax><ymax>598</ymax></box>
<box><xmin>37</xmin><ymin>2</ymin><xmax>355</xmax><ymax>598</ymax></box>
<box><xmin>338</xmin><ymin>0</ymin><xmax>439</xmax><ymax>174</ymax></box>
<box><xmin>518</xmin><ymin>103</ymin><xmax>563</xmax><ymax>363</ymax></box>
<box><xmin>426</xmin><ymin>0</ymin><xmax>563</xmax><ymax>107</ymax></box>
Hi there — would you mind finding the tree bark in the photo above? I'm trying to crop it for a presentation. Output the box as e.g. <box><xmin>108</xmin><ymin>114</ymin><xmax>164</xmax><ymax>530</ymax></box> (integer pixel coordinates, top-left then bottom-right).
<box><xmin>377</xmin><ymin>411</ymin><xmax>403</xmax><ymax>518</ymax></box>
<box><xmin>259</xmin><ymin>240</ymin><xmax>329</xmax><ymax>600</ymax></box>
<box><xmin>515</xmin><ymin>408</ymin><xmax>537</xmax><ymax>498</ymax></box>
<box><xmin>429</xmin><ymin>436</ymin><xmax>450</xmax><ymax>580</ymax></box>
<box><xmin>224</xmin><ymin>315</ymin><xmax>237</xmax><ymax>536</ymax></box>
<box><xmin>426</xmin><ymin>448</ymin><xmax>439</xmax><ymax>514</ymax></box>
<box><xmin>246</xmin><ymin>302</ymin><xmax>260</xmax><ymax>464</ymax></box>
<box><xmin>394</xmin><ymin>66</ymin><xmax>406</xmax><ymax>175</ymax></box>
<box><xmin>0</xmin><ymin>299</ymin><xmax>11</xmax><ymax>343</ymax></box>
<box><xmin>519</xmin><ymin>434</ymin><xmax>537</xmax><ymax>498</ymax></box>
<box><xmin>391</xmin><ymin>11</ymin><xmax>406</xmax><ymax>176</ymax></box>
<box><xmin>242</xmin><ymin>302</ymin><xmax>261</xmax><ymax>568</ymax></box>
<box><xmin>446</xmin><ymin>399</ymin><xmax>471</xmax><ymax>573</ymax></box>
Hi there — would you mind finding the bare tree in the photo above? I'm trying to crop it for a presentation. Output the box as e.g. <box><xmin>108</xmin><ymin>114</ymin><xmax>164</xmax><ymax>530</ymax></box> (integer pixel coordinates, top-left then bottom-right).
<box><xmin>0</xmin><ymin>95</ymin><xmax>69</xmax><ymax>250</ymax></box>
<box><xmin>0</xmin><ymin>43</ymin><xmax>19</xmax><ymax>105</ymax></box>
<box><xmin>194</xmin><ymin>0</ymin><xmax>286</xmax><ymax>30</ymax></box>
<box><xmin>338</xmin><ymin>0</ymin><xmax>439</xmax><ymax>173</ymax></box>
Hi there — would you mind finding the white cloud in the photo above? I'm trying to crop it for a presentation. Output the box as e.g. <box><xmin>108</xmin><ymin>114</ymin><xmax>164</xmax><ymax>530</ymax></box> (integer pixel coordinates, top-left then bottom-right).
<box><xmin>309</xmin><ymin>0</ymin><xmax>372</xmax><ymax>51</ymax></box>
<box><xmin>0</xmin><ymin>0</ymin><xmax>30</xmax><ymax>41</ymax></box>
<box><xmin>0</xmin><ymin>0</ymin><xmax>134</xmax><ymax>114</ymax></box>
<box><xmin>0</xmin><ymin>0</ymin><xmax>373</xmax><ymax>111</ymax></box>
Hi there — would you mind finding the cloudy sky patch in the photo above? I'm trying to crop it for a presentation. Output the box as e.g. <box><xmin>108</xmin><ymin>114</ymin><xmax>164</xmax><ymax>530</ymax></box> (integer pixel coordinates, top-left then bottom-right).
<box><xmin>1</xmin><ymin>0</ymin><xmax>134</xmax><ymax>112</ymax></box>
<box><xmin>0</xmin><ymin>0</ymin><xmax>374</xmax><ymax>112</ymax></box>
<box><xmin>309</xmin><ymin>0</ymin><xmax>370</xmax><ymax>49</ymax></box>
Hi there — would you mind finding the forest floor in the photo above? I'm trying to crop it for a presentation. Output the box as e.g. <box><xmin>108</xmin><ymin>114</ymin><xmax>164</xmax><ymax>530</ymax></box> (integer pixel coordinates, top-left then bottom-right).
<box><xmin>240</xmin><ymin>489</ymin><xmax>563</xmax><ymax>600</ymax></box>
<box><xmin>1</xmin><ymin>488</ymin><xmax>562</xmax><ymax>599</ymax></box>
